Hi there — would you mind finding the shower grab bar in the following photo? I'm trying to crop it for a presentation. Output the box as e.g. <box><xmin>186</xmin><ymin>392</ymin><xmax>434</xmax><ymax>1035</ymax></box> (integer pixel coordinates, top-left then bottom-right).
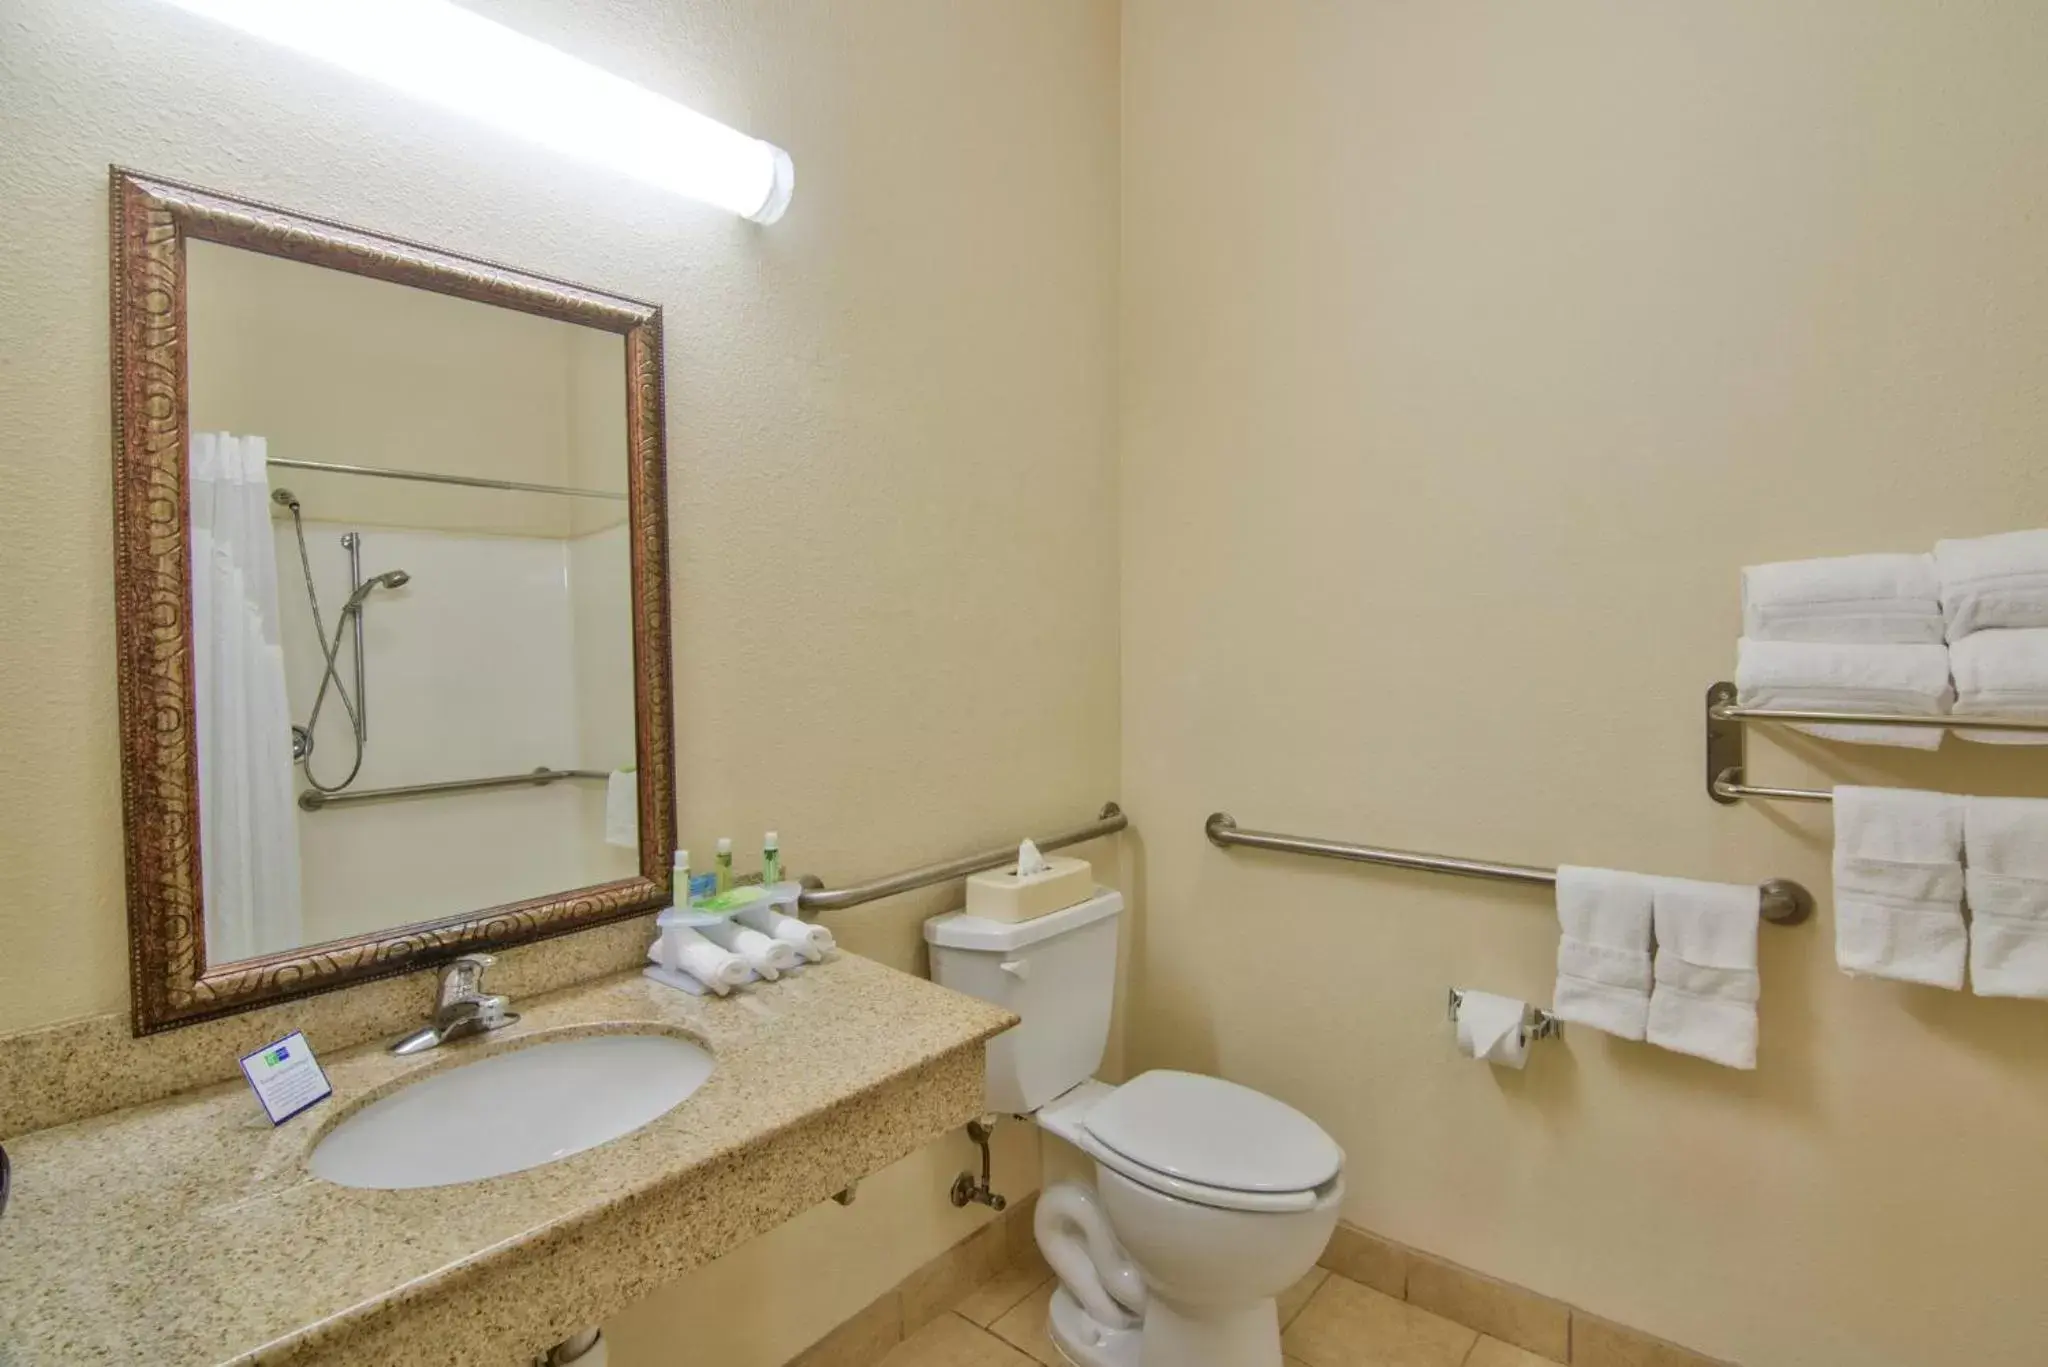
<box><xmin>1704</xmin><ymin>681</ymin><xmax>2048</xmax><ymax>807</ymax></box>
<box><xmin>1205</xmin><ymin>811</ymin><xmax>1814</xmax><ymax>925</ymax></box>
<box><xmin>796</xmin><ymin>802</ymin><xmax>1127</xmax><ymax>913</ymax></box>
<box><xmin>299</xmin><ymin>766</ymin><xmax>611</xmax><ymax>811</ymax></box>
<box><xmin>267</xmin><ymin>456</ymin><xmax>627</xmax><ymax>502</ymax></box>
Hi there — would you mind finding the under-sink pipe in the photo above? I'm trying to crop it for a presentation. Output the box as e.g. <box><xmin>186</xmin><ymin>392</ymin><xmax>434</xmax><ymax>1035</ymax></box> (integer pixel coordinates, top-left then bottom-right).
<box><xmin>538</xmin><ymin>1328</ymin><xmax>603</xmax><ymax>1365</ymax></box>
<box><xmin>1035</xmin><ymin>1181</ymin><xmax>1145</xmax><ymax>1329</ymax></box>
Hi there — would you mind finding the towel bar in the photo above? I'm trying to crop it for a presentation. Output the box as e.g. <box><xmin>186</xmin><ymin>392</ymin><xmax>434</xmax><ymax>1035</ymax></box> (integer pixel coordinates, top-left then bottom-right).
<box><xmin>1705</xmin><ymin>681</ymin><xmax>2048</xmax><ymax>806</ymax></box>
<box><xmin>1206</xmin><ymin>812</ymin><xmax>1813</xmax><ymax>925</ymax></box>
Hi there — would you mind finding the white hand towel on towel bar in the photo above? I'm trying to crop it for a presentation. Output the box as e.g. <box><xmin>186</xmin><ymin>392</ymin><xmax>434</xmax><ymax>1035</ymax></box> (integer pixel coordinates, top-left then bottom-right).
<box><xmin>1963</xmin><ymin>797</ymin><xmax>2048</xmax><ymax>999</ymax></box>
<box><xmin>1947</xmin><ymin>629</ymin><xmax>2048</xmax><ymax>745</ymax></box>
<box><xmin>605</xmin><ymin>769</ymin><xmax>638</xmax><ymax>849</ymax></box>
<box><xmin>1646</xmin><ymin>877</ymin><xmax>1761</xmax><ymax>1071</ymax></box>
<box><xmin>1734</xmin><ymin>638</ymin><xmax>1952</xmax><ymax>750</ymax></box>
<box><xmin>1831</xmin><ymin>786</ymin><xmax>1966</xmax><ymax>989</ymax></box>
<box><xmin>1935</xmin><ymin>528</ymin><xmax>2048</xmax><ymax>641</ymax></box>
<box><xmin>1742</xmin><ymin>553</ymin><xmax>1944</xmax><ymax>644</ymax></box>
<box><xmin>1553</xmin><ymin>866</ymin><xmax>1653</xmax><ymax>1041</ymax></box>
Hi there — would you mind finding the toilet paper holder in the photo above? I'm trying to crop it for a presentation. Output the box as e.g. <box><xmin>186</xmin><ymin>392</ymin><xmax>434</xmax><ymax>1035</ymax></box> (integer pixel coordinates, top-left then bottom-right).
<box><xmin>1447</xmin><ymin>988</ymin><xmax>1561</xmax><ymax>1044</ymax></box>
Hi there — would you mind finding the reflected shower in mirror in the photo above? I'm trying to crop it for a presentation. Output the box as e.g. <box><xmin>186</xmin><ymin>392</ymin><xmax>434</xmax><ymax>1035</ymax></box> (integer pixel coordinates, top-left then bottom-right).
<box><xmin>185</xmin><ymin>240</ymin><xmax>640</xmax><ymax>963</ymax></box>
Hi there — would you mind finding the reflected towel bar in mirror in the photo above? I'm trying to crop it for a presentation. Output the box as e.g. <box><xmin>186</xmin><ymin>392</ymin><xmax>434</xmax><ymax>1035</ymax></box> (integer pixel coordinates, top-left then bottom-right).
<box><xmin>298</xmin><ymin>767</ymin><xmax>611</xmax><ymax>811</ymax></box>
<box><xmin>266</xmin><ymin>456</ymin><xmax>627</xmax><ymax>502</ymax></box>
<box><xmin>796</xmin><ymin>802</ymin><xmax>1127</xmax><ymax>913</ymax></box>
<box><xmin>1205</xmin><ymin>812</ymin><xmax>1814</xmax><ymax>925</ymax></box>
<box><xmin>1704</xmin><ymin>681</ymin><xmax>2048</xmax><ymax>807</ymax></box>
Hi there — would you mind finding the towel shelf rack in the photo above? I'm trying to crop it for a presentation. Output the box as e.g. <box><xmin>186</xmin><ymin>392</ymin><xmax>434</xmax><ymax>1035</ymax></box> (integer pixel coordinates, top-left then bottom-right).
<box><xmin>1706</xmin><ymin>681</ymin><xmax>2048</xmax><ymax>806</ymax></box>
<box><xmin>1206</xmin><ymin>812</ymin><xmax>1813</xmax><ymax>925</ymax></box>
<box><xmin>298</xmin><ymin>766</ymin><xmax>610</xmax><ymax>811</ymax></box>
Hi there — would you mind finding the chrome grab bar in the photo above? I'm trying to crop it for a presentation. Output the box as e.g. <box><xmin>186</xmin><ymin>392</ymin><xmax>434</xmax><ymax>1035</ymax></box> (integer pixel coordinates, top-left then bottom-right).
<box><xmin>267</xmin><ymin>456</ymin><xmax>625</xmax><ymax>502</ymax></box>
<box><xmin>797</xmin><ymin>802</ymin><xmax>1127</xmax><ymax>913</ymax></box>
<box><xmin>1205</xmin><ymin>812</ymin><xmax>1814</xmax><ymax>926</ymax></box>
<box><xmin>299</xmin><ymin>766</ymin><xmax>611</xmax><ymax>811</ymax></box>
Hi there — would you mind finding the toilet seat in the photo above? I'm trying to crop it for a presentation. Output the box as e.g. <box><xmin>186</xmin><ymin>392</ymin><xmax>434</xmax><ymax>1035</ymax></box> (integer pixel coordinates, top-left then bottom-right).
<box><xmin>1071</xmin><ymin>1070</ymin><xmax>1344</xmax><ymax>1215</ymax></box>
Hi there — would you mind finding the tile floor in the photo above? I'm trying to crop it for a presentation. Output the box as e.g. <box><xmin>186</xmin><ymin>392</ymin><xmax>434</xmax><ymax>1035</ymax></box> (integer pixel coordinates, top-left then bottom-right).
<box><xmin>874</xmin><ymin>1258</ymin><xmax>1558</xmax><ymax>1367</ymax></box>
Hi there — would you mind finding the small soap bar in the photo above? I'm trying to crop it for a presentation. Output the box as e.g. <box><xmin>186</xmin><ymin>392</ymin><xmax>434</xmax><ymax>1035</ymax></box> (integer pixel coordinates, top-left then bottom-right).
<box><xmin>965</xmin><ymin>855</ymin><xmax>1094</xmax><ymax>923</ymax></box>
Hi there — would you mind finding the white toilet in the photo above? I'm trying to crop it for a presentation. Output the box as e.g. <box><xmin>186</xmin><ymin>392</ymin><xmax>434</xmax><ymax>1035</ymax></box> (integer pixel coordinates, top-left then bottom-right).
<box><xmin>926</xmin><ymin>890</ymin><xmax>1343</xmax><ymax>1367</ymax></box>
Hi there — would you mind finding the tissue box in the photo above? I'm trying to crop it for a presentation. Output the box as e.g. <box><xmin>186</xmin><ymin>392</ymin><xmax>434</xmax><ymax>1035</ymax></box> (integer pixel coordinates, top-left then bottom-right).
<box><xmin>965</xmin><ymin>856</ymin><xmax>1094</xmax><ymax>923</ymax></box>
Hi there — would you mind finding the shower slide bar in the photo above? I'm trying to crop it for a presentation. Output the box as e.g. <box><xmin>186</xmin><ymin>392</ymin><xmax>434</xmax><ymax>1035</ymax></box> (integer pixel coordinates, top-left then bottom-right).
<box><xmin>1205</xmin><ymin>811</ymin><xmax>1815</xmax><ymax>925</ymax></box>
<box><xmin>298</xmin><ymin>766</ymin><xmax>610</xmax><ymax>811</ymax></box>
<box><xmin>1704</xmin><ymin>682</ymin><xmax>2048</xmax><ymax>807</ymax></box>
<box><xmin>267</xmin><ymin>456</ymin><xmax>627</xmax><ymax>502</ymax></box>
<box><xmin>795</xmin><ymin>802</ymin><xmax>1127</xmax><ymax>913</ymax></box>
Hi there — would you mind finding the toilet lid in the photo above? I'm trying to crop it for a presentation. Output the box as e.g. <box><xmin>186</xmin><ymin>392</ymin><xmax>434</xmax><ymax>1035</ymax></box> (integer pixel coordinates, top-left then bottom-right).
<box><xmin>1078</xmin><ymin>1070</ymin><xmax>1343</xmax><ymax>1197</ymax></box>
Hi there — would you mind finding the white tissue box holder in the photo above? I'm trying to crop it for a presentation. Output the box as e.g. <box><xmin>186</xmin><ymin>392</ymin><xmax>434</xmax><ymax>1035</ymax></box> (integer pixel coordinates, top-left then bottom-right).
<box><xmin>965</xmin><ymin>855</ymin><xmax>1094</xmax><ymax>922</ymax></box>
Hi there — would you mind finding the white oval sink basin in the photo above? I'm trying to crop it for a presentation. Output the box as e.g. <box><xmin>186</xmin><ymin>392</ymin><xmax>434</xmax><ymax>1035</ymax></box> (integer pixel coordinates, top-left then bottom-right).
<box><xmin>310</xmin><ymin>1033</ymin><xmax>714</xmax><ymax>1190</ymax></box>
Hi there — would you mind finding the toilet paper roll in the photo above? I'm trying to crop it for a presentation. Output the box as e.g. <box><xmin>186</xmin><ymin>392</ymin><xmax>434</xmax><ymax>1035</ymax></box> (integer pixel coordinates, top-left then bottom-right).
<box><xmin>1454</xmin><ymin>990</ymin><xmax>1531</xmax><ymax>1069</ymax></box>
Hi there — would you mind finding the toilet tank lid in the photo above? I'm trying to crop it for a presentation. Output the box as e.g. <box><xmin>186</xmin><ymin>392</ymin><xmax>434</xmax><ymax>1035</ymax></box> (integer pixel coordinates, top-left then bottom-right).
<box><xmin>924</xmin><ymin>889</ymin><xmax>1123</xmax><ymax>951</ymax></box>
<box><xmin>1080</xmin><ymin>1070</ymin><xmax>1344</xmax><ymax>1195</ymax></box>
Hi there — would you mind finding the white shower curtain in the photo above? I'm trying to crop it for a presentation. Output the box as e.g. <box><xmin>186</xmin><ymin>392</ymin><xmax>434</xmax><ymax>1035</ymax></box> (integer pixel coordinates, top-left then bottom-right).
<box><xmin>189</xmin><ymin>433</ymin><xmax>304</xmax><ymax>962</ymax></box>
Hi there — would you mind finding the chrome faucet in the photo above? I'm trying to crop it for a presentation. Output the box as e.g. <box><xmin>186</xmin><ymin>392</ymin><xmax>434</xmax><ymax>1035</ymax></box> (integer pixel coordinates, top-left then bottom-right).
<box><xmin>389</xmin><ymin>953</ymin><xmax>519</xmax><ymax>1056</ymax></box>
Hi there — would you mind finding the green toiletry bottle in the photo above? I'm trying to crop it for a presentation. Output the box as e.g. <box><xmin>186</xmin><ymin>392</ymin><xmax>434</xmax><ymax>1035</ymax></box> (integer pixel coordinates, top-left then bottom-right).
<box><xmin>763</xmin><ymin>831</ymin><xmax>782</xmax><ymax>886</ymax></box>
<box><xmin>715</xmin><ymin>837</ymin><xmax>734</xmax><ymax>893</ymax></box>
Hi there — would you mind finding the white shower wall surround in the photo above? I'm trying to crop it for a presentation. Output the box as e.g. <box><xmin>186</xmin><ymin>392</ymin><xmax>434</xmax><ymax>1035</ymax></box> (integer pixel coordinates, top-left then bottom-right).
<box><xmin>275</xmin><ymin>518</ymin><xmax>637</xmax><ymax>945</ymax></box>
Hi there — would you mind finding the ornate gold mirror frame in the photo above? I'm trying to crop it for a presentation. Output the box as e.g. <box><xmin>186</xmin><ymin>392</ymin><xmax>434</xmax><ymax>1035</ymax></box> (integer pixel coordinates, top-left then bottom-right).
<box><xmin>109</xmin><ymin>168</ymin><xmax>676</xmax><ymax>1033</ymax></box>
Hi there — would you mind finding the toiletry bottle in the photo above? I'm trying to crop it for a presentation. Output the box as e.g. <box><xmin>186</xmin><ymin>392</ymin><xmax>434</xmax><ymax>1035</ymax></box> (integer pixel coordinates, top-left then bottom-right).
<box><xmin>674</xmin><ymin>849</ymin><xmax>691</xmax><ymax>906</ymax></box>
<box><xmin>715</xmin><ymin>837</ymin><xmax>734</xmax><ymax>893</ymax></box>
<box><xmin>763</xmin><ymin>831</ymin><xmax>782</xmax><ymax>886</ymax></box>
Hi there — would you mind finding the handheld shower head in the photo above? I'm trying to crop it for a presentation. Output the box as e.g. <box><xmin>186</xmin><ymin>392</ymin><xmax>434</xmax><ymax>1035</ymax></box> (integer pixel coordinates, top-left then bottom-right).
<box><xmin>270</xmin><ymin>488</ymin><xmax>301</xmax><ymax>513</ymax></box>
<box><xmin>343</xmin><ymin>569</ymin><xmax>412</xmax><ymax>612</ymax></box>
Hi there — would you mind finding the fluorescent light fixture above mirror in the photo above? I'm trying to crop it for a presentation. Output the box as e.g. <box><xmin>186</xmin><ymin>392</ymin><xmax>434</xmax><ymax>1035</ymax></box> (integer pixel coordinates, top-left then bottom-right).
<box><xmin>161</xmin><ymin>0</ymin><xmax>794</xmax><ymax>223</ymax></box>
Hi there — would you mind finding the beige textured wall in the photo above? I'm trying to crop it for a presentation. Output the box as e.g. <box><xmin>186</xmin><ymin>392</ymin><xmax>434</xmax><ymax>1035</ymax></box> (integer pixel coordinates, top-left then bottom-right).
<box><xmin>1122</xmin><ymin>4</ymin><xmax>2048</xmax><ymax>1366</ymax></box>
<box><xmin>0</xmin><ymin>0</ymin><xmax>1117</xmax><ymax>1361</ymax></box>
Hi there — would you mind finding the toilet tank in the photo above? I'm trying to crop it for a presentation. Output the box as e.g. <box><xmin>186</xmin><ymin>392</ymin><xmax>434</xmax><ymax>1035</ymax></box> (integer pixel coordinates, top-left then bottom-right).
<box><xmin>925</xmin><ymin>889</ymin><xmax>1122</xmax><ymax>1115</ymax></box>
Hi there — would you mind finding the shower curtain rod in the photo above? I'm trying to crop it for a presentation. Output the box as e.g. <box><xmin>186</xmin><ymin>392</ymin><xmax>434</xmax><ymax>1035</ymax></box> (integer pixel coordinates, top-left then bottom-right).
<box><xmin>267</xmin><ymin>456</ymin><xmax>628</xmax><ymax>502</ymax></box>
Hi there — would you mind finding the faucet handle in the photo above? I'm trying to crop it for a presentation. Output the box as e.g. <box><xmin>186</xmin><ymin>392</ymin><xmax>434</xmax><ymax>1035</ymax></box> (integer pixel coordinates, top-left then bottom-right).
<box><xmin>436</xmin><ymin>952</ymin><xmax>497</xmax><ymax>1007</ymax></box>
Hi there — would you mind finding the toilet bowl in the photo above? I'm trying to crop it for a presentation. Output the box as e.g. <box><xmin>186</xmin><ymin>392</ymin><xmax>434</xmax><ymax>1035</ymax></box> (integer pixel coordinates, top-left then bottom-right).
<box><xmin>925</xmin><ymin>894</ymin><xmax>1346</xmax><ymax>1367</ymax></box>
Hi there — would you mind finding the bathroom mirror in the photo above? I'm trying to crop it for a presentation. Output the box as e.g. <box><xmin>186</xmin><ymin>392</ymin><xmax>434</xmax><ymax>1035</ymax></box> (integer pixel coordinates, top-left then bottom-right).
<box><xmin>109</xmin><ymin>170</ymin><xmax>675</xmax><ymax>1033</ymax></box>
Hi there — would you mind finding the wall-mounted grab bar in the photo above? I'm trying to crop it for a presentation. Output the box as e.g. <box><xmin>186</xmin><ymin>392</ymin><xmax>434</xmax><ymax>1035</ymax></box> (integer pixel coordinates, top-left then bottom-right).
<box><xmin>268</xmin><ymin>455</ymin><xmax>626</xmax><ymax>502</ymax></box>
<box><xmin>1705</xmin><ymin>681</ymin><xmax>2048</xmax><ymax>806</ymax></box>
<box><xmin>1205</xmin><ymin>812</ymin><xmax>1814</xmax><ymax>925</ymax></box>
<box><xmin>796</xmin><ymin>802</ymin><xmax>1126</xmax><ymax>913</ymax></box>
<box><xmin>299</xmin><ymin>766</ymin><xmax>610</xmax><ymax>811</ymax></box>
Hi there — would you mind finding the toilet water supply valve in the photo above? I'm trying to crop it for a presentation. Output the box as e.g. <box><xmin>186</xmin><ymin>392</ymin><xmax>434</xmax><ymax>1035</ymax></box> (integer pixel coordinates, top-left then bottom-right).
<box><xmin>950</xmin><ymin>1117</ymin><xmax>1007</xmax><ymax>1211</ymax></box>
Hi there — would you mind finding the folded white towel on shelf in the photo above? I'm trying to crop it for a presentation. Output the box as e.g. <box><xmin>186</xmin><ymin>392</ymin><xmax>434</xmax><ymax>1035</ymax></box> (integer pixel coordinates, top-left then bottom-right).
<box><xmin>1947</xmin><ymin>629</ymin><xmax>2048</xmax><ymax>745</ymax></box>
<box><xmin>1741</xmin><ymin>553</ymin><xmax>1944</xmax><ymax>644</ymax></box>
<box><xmin>1963</xmin><ymin>797</ymin><xmax>2048</xmax><ymax>999</ymax></box>
<box><xmin>1646</xmin><ymin>877</ymin><xmax>1762</xmax><ymax>1070</ymax></box>
<box><xmin>1831</xmin><ymin>786</ymin><xmax>1966</xmax><ymax>989</ymax></box>
<box><xmin>1935</xmin><ymin>529</ymin><xmax>2048</xmax><ymax>641</ymax></box>
<box><xmin>1553</xmin><ymin>866</ymin><xmax>1654</xmax><ymax>1041</ymax></box>
<box><xmin>1734</xmin><ymin>638</ymin><xmax>1952</xmax><ymax>750</ymax></box>
<box><xmin>604</xmin><ymin>769</ymin><xmax>638</xmax><ymax>849</ymax></box>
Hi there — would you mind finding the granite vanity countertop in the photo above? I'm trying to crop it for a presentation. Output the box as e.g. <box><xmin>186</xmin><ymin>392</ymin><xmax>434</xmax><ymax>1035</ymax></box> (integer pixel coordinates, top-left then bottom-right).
<box><xmin>0</xmin><ymin>954</ymin><xmax>1015</xmax><ymax>1367</ymax></box>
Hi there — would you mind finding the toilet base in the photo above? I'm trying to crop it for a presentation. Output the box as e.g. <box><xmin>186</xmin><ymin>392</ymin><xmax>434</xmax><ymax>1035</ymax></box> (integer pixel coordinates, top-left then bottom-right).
<box><xmin>1049</xmin><ymin>1286</ymin><xmax>1140</xmax><ymax>1367</ymax></box>
<box><xmin>1049</xmin><ymin>1285</ymin><xmax>1282</xmax><ymax>1367</ymax></box>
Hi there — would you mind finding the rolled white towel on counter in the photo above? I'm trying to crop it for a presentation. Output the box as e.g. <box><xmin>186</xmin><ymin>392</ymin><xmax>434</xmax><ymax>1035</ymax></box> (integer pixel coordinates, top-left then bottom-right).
<box><xmin>1734</xmin><ymin>638</ymin><xmax>1952</xmax><ymax>749</ymax></box>
<box><xmin>1832</xmin><ymin>786</ymin><xmax>1967</xmax><ymax>989</ymax></box>
<box><xmin>738</xmin><ymin>902</ymin><xmax>836</xmax><ymax>962</ymax></box>
<box><xmin>1646</xmin><ymin>877</ymin><xmax>1761</xmax><ymax>1071</ymax></box>
<box><xmin>1947</xmin><ymin>629</ymin><xmax>2048</xmax><ymax>745</ymax></box>
<box><xmin>1935</xmin><ymin>529</ymin><xmax>2048</xmax><ymax>641</ymax></box>
<box><xmin>1553</xmin><ymin>866</ymin><xmax>1654</xmax><ymax>1041</ymax></box>
<box><xmin>647</xmin><ymin>927</ymin><xmax>749</xmax><ymax>994</ymax></box>
<box><xmin>696</xmin><ymin>919</ymin><xmax>801</xmax><ymax>979</ymax></box>
<box><xmin>1741</xmin><ymin>553</ymin><xmax>1944</xmax><ymax>644</ymax></box>
<box><xmin>1963</xmin><ymin>797</ymin><xmax>2048</xmax><ymax>999</ymax></box>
